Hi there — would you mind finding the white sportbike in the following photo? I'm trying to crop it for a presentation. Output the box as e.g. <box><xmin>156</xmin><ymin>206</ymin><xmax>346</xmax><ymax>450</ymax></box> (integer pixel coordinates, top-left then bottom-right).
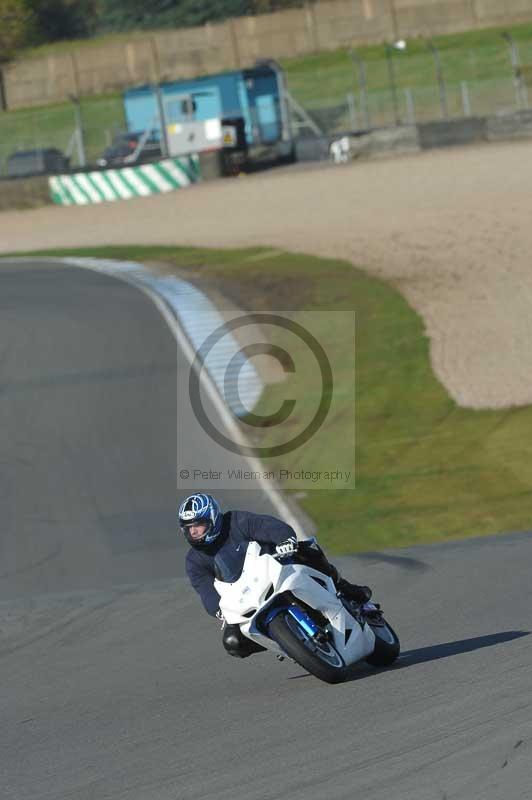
<box><xmin>214</xmin><ymin>538</ymin><xmax>400</xmax><ymax>684</ymax></box>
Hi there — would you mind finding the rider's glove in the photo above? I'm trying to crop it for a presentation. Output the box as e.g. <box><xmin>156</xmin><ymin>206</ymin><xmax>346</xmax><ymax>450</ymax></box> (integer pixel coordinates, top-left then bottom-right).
<box><xmin>275</xmin><ymin>536</ymin><xmax>298</xmax><ymax>559</ymax></box>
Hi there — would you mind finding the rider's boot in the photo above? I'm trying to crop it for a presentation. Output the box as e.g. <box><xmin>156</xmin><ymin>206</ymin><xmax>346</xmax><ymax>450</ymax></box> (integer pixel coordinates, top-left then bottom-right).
<box><xmin>360</xmin><ymin>600</ymin><xmax>384</xmax><ymax>623</ymax></box>
<box><xmin>298</xmin><ymin>541</ymin><xmax>373</xmax><ymax>605</ymax></box>
<box><xmin>335</xmin><ymin>578</ymin><xmax>372</xmax><ymax>605</ymax></box>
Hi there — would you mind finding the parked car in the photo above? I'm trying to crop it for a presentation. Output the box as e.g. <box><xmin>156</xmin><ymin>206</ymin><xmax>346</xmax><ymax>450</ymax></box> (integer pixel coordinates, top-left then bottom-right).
<box><xmin>97</xmin><ymin>132</ymin><xmax>162</xmax><ymax>168</ymax></box>
<box><xmin>6</xmin><ymin>148</ymin><xmax>70</xmax><ymax>179</ymax></box>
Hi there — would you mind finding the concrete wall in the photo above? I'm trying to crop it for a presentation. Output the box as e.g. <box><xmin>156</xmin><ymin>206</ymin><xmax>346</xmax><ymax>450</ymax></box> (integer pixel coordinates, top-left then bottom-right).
<box><xmin>4</xmin><ymin>0</ymin><xmax>532</xmax><ymax>110</ymax></box>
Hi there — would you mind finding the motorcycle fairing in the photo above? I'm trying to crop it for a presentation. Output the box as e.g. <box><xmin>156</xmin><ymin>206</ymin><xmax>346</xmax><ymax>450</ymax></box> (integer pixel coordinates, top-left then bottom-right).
<box><xmin>214</xmin><ymin>542</ymin><xmax>375</xmax><ymax>667</ymax></box>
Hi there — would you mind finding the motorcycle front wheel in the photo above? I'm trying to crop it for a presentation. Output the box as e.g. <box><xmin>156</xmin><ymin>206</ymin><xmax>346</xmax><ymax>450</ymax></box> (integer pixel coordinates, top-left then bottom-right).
<box><xmin>365</xmin><ymin>619</ymin><xmax>400</xmax><ymax>667</ymax></box>
<box><xmin>268</xmin><ymin>610</ymin><xmax>349</xmax><ymax>684</ymax></box>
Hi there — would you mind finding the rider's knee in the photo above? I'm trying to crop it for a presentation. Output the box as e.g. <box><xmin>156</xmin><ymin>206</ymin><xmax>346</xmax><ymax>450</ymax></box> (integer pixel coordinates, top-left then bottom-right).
<box><xmin>222</xmin><ymin>625</ymin><xmax>266</xmax><ymax>658</ymax></box>
<box><xmin>222</xmin><ymin>626</ymin><xmax>249</xmax><ymax>658</ymax></box>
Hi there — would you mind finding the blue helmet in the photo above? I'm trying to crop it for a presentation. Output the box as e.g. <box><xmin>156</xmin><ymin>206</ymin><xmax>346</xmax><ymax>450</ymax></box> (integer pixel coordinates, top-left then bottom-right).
<box><xmin>178</xmin><ymin>493</ymin><xmax>222</xmax><ymax>548</ymax></box>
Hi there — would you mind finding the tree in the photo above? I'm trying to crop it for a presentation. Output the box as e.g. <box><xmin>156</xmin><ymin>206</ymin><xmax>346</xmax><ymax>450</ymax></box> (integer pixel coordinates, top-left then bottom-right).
<box><xmin>95</xmin><ymin>0</ymin><xmax>178</xmax><ymax>33</ymax></box>
<box><xmin>251</xmin><ymin>0</ymin><xmax>306</xmax><ymax>11</ymax></box>
<box><xmin>0</xmin><ymin>0</ymin><xmax>34</xmax><ymax>60</ymax></box>
<box><xmin>94</xmin><ymin>0</ymin><xmax>253</xmax><ymax>33</ymax></box>
<box><xmin>27</xmin><ymin>0</ymin><xmax>97</xmax><ymax>41</ymax></box>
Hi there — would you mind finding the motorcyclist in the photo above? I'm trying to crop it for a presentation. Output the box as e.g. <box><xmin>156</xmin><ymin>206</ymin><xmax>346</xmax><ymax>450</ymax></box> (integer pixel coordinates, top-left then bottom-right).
<box><xmin>180</xmin><ymin>492</ymin><xmax>375</xmax><ymax>659</ymax></box>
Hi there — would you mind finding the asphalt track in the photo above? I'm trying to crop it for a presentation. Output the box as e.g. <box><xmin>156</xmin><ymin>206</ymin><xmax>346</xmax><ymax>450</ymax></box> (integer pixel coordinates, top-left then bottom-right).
<box><xmin>2</xmin><ymin>260</ymin><xmax>532</xmax><ymax>800</ymax></box>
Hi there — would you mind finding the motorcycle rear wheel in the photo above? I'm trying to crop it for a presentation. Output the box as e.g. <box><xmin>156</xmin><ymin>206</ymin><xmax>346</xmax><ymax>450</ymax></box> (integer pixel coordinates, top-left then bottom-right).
<box><xmin>268</xmin><ymin>611</ymin><xmax>349</xmax><ymax>684</ymax></box>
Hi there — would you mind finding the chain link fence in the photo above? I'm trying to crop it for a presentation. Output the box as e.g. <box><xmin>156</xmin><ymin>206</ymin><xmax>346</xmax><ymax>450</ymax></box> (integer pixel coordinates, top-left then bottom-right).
<box><xmin>0</xmin><ymin>96</ymin><xmax>125</xmax><ymax>178</ymax></box>
<box><xmin>284</xmin><ymin>77</ymin><xmax>529</xmax><ymax>139</ymax></box>
<box><xmin>1</xmin><ymin>37</ymin><xmax>532</xmax><ymax>176</ymax></box>
<box><xmin>283</xmin><ymin>37</ymin><xmax>532</xmax><ymax>137</ymax></box>
<box><xmin>300</xmin><ymin>77</ymin><xmax>523</xmax><ymax>136</ymax></box>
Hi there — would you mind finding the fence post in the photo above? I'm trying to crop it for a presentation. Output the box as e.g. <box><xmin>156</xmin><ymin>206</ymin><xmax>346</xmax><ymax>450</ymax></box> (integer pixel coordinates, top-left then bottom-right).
<box><xmin>0</xmin><ymin>68</ymin><xmax>6</xmax><ymax>111</ymax></box>
<box><xmin>347</xmin><ymin>92</ymin><xmax>357</xmax><ymax>130</ymax></box>
<box><xmin>350</xmin><ymin>49</ymin><xmax>371</xmax><ymax>129</ymax></box>
<box><xmin>361</xmin><ymin>89</ymin><xmax>371</xmax><ymax>129</ymax></box>
<box><xmin>385</xmin><ymin>44</ymin><xmax>400</xmax><ymax>125</ymax></box>
<box><xmin>155</xmin><ymin>84</ymin><xmax>169</xmax><ymax>158</ymax></box>
<box><xmin>501</xmin><ymin>32</ymin><xmax>527</xmax><ymax>110</ymax></box>
<box><xmin>404</xmin><ymin>88</ymin><xmax>415</xmax><ymax>124</ymax></box>
<box><xmin>461</xmin><ymin>81</ymin><xmax>471</xmax><ymax>116</ymax></box>
<box><xmin>428</xmin><ymin>39</ymin><xmax>449</xmax><ymax>119</ymax></box>
<box><xmin>69</xmin><ymin>95</ymin><xmax>86</xmax><ymax>167</ymax></box>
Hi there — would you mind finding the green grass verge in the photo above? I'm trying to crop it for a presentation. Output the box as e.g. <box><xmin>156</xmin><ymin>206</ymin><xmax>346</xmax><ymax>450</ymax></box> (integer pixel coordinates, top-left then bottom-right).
<box><xmin>8</xmin><ymin>244</ymin><xmax>532</xmax><ymax>555</ymax></box>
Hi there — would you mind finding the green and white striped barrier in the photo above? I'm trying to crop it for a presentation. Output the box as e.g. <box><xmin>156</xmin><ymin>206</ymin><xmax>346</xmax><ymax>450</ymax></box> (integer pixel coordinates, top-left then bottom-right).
<box><xmin>49</xmin><ymin>155</ymin><xmax>200</xmax><ymax>206</ymax></box>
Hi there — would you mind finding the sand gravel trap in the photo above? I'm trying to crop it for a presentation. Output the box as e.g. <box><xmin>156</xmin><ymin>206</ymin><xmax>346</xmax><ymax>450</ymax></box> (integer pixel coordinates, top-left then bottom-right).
<box><xmin>1</xmin><ymin>140</ymin><xmax>532</xmax><ymax>409</ymax></box>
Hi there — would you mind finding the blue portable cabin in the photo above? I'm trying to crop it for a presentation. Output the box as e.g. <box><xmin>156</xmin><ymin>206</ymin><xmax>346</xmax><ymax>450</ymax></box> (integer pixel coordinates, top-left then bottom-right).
<box><xmin>123</xmin><ymin>63</ymin><xmax>287</xmax><ymax>150</ymax></box>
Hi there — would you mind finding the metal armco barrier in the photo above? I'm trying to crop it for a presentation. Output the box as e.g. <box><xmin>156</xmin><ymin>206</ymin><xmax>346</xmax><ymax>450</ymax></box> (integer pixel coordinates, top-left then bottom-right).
<box><xmin>49</xmin><ymin>155</ymin><xmax>200</xmax><ymax>205</ymax></box>
<box><xmin>328</xmin><ymin>107</ymin><xmax>532</xmax><ymax>163</ymax></box>
<box><xmin>417</xmin><ymin>117</ymin><xmax>487</xmax><ymax>149</ymax></box>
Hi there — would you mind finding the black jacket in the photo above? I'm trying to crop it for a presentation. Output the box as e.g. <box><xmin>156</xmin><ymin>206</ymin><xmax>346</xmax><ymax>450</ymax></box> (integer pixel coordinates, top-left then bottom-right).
<box><xmin>185</xmin><ymin>510</ymin><xmax>296</xmax><ymax>616</ymax></box>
